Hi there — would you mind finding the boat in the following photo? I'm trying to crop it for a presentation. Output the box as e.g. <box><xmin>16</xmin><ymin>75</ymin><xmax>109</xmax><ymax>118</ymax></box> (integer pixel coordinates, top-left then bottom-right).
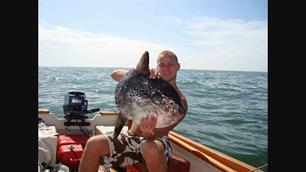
<box><xmin>38</xmin><ymin>107</ymin><xmax>263</xmax><ymax>172</ymax></box>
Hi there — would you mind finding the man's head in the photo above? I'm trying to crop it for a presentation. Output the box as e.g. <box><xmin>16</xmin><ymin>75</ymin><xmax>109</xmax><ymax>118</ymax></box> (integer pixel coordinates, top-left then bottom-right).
<box><xmin>157</xmin><ymin>50</ymin><xmax>180</xmax><ymax>82</ymax></box>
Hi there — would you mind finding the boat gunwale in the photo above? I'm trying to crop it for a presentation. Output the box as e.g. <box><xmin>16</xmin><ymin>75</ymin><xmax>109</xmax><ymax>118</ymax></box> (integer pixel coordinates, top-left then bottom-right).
<box><xmin>168</xmin><ymin>132</ymin><xmax>262</xmax><ymax>172</ymax></box>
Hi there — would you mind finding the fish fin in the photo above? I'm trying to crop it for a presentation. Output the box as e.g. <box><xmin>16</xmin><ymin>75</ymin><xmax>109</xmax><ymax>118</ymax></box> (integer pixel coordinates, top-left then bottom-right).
<box><xmin>113</xmin><ymin>112</ymin><xmax>127</xmax><ymax>139</ymax></box>
<box><xmin>135</xmin><ymin>51</ymin><xmax>150</xmax><ymax>74</ymax></box>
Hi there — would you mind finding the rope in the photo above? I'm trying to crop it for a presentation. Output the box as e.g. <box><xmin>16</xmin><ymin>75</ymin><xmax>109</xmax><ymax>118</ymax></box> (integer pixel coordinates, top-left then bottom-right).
<box><xmin>69</xmin><ymin>145</ymin><xmax>80</xmax><ymax>163</ymax></box>
<box><xmin>78</xmin><ymin>125</ymin><xmax>90</xmax><ymax>138</ymax></box>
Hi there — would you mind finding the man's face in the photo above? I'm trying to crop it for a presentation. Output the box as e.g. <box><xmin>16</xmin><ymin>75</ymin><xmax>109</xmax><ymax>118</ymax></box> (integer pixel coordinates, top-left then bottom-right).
<box><xmin>157</xmin><ymin>55</ymin><xmax>180</xmax><ymax>82</ymax></box>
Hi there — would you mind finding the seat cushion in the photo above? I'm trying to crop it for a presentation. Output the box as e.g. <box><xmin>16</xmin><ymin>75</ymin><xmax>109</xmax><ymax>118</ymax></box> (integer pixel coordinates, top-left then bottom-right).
<box><xmin>167</xmin><ymin>155</ymin><xmax>190</xmax><ymax>172</ymax></box>
<box><xmin>127</xmin><ymin>155</ymin><xmax>190</xmax><ymax>172</ymax></box>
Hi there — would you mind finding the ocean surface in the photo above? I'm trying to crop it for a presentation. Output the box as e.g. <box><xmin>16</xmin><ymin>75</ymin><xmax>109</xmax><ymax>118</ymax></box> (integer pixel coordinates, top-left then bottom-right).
<box><xmin>39</xmin><ymin>67</ymin><xmax>268</xmax><ymax>171</ymax></box>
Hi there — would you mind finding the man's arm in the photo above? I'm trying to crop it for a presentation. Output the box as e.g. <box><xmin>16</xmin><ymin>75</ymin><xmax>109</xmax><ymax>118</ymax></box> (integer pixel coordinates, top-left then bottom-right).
<box><xmin>111</xmin><ymin>69</ymin><xmax>128</xmax><ymax>81</ymax></box>
<box><xmin>154</xmin><ymin>113</ymin><xmax>187</xmax><ymax>137</ymax></box>
<box><xmin>140</xmin><ymin>97</ymin><xmax>188</xmax><ymax>138</ymax></box>
<box><xmin>140</xmin><ymin>110</ymin><xmax>187</xmax><ymax>139</ymax></box>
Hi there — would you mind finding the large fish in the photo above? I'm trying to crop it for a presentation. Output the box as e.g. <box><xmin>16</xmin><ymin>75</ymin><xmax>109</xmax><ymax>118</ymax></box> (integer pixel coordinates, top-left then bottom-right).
<box><xmin>113</xmin><ymin>51</ymin><xmax>185</xmax><ymax>139</ymax></box>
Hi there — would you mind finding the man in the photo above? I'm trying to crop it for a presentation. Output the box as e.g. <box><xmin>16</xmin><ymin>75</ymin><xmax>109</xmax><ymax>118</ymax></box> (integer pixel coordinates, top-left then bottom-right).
<box><xmin>78</xmin><ymin>50</ymin><xmax>188</xmax><ymax>172</ymax></box>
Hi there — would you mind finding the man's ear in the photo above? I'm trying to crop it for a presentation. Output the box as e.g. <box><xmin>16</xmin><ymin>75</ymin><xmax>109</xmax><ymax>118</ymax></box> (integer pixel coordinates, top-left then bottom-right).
<box><xmin>177</xmin><ymin>63</ymin><xmax>181</xmax><ymax>71</ymax></box>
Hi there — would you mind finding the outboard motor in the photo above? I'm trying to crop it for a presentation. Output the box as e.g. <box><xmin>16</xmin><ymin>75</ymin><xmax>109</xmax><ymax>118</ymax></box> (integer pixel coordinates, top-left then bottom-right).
<box><xmin>57</xmin><ymin>91</ymin><xmax>98</xmax><ymax>170</ymax></box>
<box><xmin>63</xmin><ymin>91</ymin><xmax>99</xmax><ymax>126</ymax></box>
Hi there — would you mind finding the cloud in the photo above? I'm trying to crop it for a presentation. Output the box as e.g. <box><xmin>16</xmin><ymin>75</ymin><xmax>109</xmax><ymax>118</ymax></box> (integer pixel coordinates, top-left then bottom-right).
<box><xmin>166</xmin><ymin>16</ymin><xmax>267</xmax><ymax>72</ymax></box>
<box><xmin>185</xmin><ymin>17</ymin><xmax>266</xmax><ymax>46</ymax></box>
<box><xmin>39</xmin><ymin>24</ymin><xmax>174</xmax><ymax>68</ymax></box>
<box><xmin>39</xmin><ymin>15</ymin><xmax>267</xmax><ymax>72</ymax></box>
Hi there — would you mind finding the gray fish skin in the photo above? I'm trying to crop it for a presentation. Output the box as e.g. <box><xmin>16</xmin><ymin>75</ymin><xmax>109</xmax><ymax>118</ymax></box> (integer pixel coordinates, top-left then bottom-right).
<box><xmin>113</xmin><ymin>51</ymin><xmax>185</xmax><ymax>139</ymax></box>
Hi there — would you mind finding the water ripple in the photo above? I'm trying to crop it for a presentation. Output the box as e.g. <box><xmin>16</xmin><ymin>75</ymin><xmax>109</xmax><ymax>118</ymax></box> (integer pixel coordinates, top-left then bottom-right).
<box><xmin>39</xmin><ymin>67</ymin><xmax>267</xmax><ymax>168</ymax></box>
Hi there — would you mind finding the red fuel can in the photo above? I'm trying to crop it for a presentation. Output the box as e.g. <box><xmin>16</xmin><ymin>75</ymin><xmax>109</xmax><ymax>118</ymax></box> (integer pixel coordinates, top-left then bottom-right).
<box><xmin>57</xmin><ymin>135</ymin><xmax>88</xmax><ymax>168</ymax></box>
<box><xmin>57</xmin><ymin>135</ymin><xmax>76</xmax><ymax>147</ymax></box>
<box><xmin>57</xmin><ymin>144</ymin><xmax>83</xmax><ymax>168</ymax></box>
<box><xmin>57</xmin><ymin>135</ymin><xmax>88</xmax><ymax>147</ymax></box>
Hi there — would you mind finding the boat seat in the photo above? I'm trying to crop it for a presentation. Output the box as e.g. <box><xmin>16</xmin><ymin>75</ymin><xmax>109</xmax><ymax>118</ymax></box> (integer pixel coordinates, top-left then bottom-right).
<box><xmin>167</xmin><ymin>155</ymin><xmax>190</xmax><ymax>172</ymax></box>
<box><xmin>127</xmin><ymin>154</ymin><xmax>190</xmax><ymax>172</ymax></box>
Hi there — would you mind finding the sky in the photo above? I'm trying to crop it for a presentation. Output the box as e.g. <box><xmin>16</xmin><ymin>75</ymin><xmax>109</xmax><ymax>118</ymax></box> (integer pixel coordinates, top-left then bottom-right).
<box><xmin>39</xmin><ymin>0</ymin><xmax>267</xmax><ymax>72</ymax></box>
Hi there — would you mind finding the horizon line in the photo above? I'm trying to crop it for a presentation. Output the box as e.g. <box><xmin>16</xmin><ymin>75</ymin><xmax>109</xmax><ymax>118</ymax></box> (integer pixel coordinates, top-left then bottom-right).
<box><xmin>38</xmin><ymin>65</ymin><xmax>267</xmax><ymax>73</ymax></box>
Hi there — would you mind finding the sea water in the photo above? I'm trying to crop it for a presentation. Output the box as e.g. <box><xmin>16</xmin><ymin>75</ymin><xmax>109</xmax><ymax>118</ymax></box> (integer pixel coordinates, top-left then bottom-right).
<box><xmin>39</xmin><ymin>66</ymin><xmax>267</xmax><ymax>171</ymax></box>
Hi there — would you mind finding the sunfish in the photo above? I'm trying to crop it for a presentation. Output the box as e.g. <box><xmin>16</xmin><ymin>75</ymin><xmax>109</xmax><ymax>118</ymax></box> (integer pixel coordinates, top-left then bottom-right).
<box><xmin>113</xmin><ymin>51</ymin><xmax>185</xmax><ymax>139</ymax></box>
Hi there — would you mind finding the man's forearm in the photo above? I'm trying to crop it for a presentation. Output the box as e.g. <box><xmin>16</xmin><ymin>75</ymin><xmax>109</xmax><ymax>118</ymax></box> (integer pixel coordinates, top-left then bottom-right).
<box><xmin>111</xmin><ymin>69</ymin><xmax>128</xmax><ymax>81</ymax></box>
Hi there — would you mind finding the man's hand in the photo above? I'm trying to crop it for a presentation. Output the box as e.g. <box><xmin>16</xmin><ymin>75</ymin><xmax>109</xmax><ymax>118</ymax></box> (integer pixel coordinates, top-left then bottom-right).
<box><xmin>149</xmin><ymin>69</ymin><xmax>160</xmax><ymax>79</ymax></box>
<box><xmin>139</xmin><ymin>115</ymin><xmax>157</xmax><ymax>139</ymax></box>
